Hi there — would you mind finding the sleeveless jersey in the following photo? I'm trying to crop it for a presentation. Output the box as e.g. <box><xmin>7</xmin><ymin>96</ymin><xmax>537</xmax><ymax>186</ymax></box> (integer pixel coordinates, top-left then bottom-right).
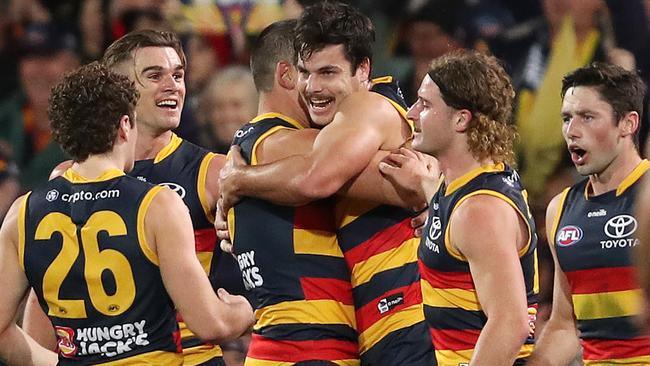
<box><xmin>229</xmin><ymin>113</ymin><xmax>359</xmax><ymax>365</ymax></box>
<box><xmin>336</xmin><ymin>77</ymin><xmax>435</xmax><ymax>365</ymax></box>
<box><xmin>551</xmin><ymin>159</ymin><xmax>650</xmax><ymax>365</ymax></box>
<box><xmin>418</xmin><ymin>163</ymin><xmax>538</xmax><ymax>366</ymax></box>
<box><xmin>129</xmin><ymin>133</ymin><xmax>223</xmax><ymax>365</ymax></box>
<box><xmin>20</xmin><ymin>169</ymin><xmax>182</xmax><ymax>365</ymax></box>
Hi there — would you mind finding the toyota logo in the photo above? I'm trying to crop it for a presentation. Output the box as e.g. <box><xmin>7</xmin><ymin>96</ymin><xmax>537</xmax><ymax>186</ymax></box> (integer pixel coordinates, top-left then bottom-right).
<box><xmin>604</xmin><ymin>214</ymin><xmax>637</xmax><ymax>239</ymax></box>
<box><xmin>428</xmin><ymin>216</ymin><xmax>442</xmax><ymax>241</ymax></box>
<box><xmin>159</xmin><ymin>182</ymin><xmax>186</xmax><ymax>199</ymax></box>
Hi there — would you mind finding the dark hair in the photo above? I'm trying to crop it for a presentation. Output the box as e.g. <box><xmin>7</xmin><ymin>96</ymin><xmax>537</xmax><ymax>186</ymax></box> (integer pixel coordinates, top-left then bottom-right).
<box><xmin>250</xmin><ymin>19</ymin><xmax>297</xmax><ymax>92</ymax></box>
<box><xmin>561</xmin><ymin>62</ymin><xmax>646</xmax><ymax>146</ymax></box>
<box><xmin>49</xmin><ymin>62</ymin><xmax>139</xmax><ymax>161</ymax></box>
<box><xmin>102</xmin><ymin>29</ymin><xmax>186</xmax><ymax>69</ymax></box>
<box><xmin>428</xmin><ymin>49</ymin><xmax>517</xmax><ymax>165</ymax></box>
<box><xmin>294</xmin><ymin>1</ymin><xmax>374</xmax><ymax>74</ymax></box>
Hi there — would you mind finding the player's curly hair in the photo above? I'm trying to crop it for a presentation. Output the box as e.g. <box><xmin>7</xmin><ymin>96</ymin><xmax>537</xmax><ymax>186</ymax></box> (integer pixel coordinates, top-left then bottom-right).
<box><xmin>48</xmin><ymin>62</ymin><xmax>139</xmax><ymax>161</ymax></box>
<box><xmin>428</xmin><ymin>50</ymin><xmax>517</xmax><ymax>165</ymax></box>
<box><xmin>294</xmin><ymin>1</ymin><xmax>374</xmax><ymax>74</ymax></box>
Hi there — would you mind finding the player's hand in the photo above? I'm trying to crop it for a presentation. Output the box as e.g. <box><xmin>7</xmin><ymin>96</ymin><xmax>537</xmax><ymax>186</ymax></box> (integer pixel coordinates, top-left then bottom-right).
<box><xmin>411</xmin><ymin>204</ymin><xmax>429</xmax><ymax>237</ymax></box>
<box><xmin>215</xmin><ymin>198</ymin><xmax>233</xmax><ymax>253</ymax></box>
<box><xmin>217</xmin><ymin>288</ymin><xmax>255</xmax><ymax>325</ymax></box>
<box><xmin>219</xmin><ymin>146</ymin><xmax>246</xmax><ymax>213</ymax></box>
<box><xmin>379</xmin><ymin>148</ymin><xmax>439</xmax><ymax>204</ymax></box>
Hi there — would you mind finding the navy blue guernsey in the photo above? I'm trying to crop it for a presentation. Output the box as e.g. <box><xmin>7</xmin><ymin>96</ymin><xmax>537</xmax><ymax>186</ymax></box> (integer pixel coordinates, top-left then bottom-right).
<box><xmin>418</xmin><ymin>163</ymin><xmax>538</xmax><ymax>365</ymax></box>
<box><xmin>20</xmin><ymin>169</ymin><xmax>182</xmax><ymax>365</ymax></box>
<box><xmin>229</xmin><ymin>113</ymin><xmax>359</xmax><ymax>365</ymax></box>
<box><xmin>129</xmin><ymin>133</ymin><xmax>224</xmax><ymax>364</ymax></box>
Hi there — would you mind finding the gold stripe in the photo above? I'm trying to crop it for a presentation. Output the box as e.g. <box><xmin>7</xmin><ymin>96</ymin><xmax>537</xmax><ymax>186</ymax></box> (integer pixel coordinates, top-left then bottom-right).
<box><xmin>421</xmin><ymin>280</ymin><xmax>481</xmax><ymax>311</ymax></box>
<box><xmin>518</xmin><ymin>343</ymin><xmax>534</xmax><ymax>359</ymax></box>
<box><xmin>371</xmin><ymin>76</ymin><xmax>393</xmax><ymax>84</ymax></box>
<box><xmin>436</xmin><ymin>345</ymin><xmax>533</xmax><ymax>366</ymax></box>
<box><xmin>617</xmin><ymin>159</ymin><xmax>649</xmax><ymax>196</ymax></box>
<box><xmin>533</xmin><ymin>248</ymin><xmax>540</xmax><ymax>294</ymax></box>
<box><xmin>335</xmin><ymin>198</ymin><xmax>377</xmax><ymax>229</ymax></box>
<box><xmin>254</xmin><ymin>300</ymin><xmax>356</xmax><ymax>330</ymax></box>
<box><xmin>137</xmin><ymin>186</ymin><xmax>164</xmax><ymax>265</ymax></box>
<box><xmin>435</xmin><ymin>349</ymin><xmax>474</xmax><ymax>365</ymax></box>
<box><xmin>197</xmin><ymin>152</ymin><xmax>216</xmax><ymax>223</ymax></box>
<box><xmin>359</xmin><ymin>304</ymin><xmax>424</xmax><ymax>353</ymax></box>
<box><xmin>444</xmin><ymin>188</ymin><xmax>533</xmax><ymax>261</ymax></box>
<box><xmin>350</xmin><ymin>238</ymin><xmax>418</xmax><ymax>287</ymax></box>
<box><xmin>249</xmin><ymin>112</ymin><xmax>305</xmax><ymax>129</ymax></box>
<box><xmin>572</xmin><ymin>289</ymin><xmax>642</xmax><ymax>320</ymax></box>
<box><xmin>549</xmin><ymin>188</ymin><xmax>571</xmax><ymax>245</ymax></box>
<box><xmin>181</xmin><ymin>345</ymin><xmax>223</xmax><ymax>365</ymax></box>
<box><xmin>246</xmin><ymin>359</ymin><xmax>360</xmax><ymax>366</ymax></box>
<box><xmin>445</xmin><ymin>163</ymin><xmax>504</xmax><ymax>196</ymax></box>
<box><xmin>62</xmin><ymin>168</ymin><xmax>125</xmax><ymax>183</ymax></box>
<box><xmin>95</xmin><ymin>350</ymin><xmax>182</xmax><ymax>365</ymax></box>
<box><xmin>227</xmin><ymin>204</ymin><xmax>236</xmax><ymax>246</ymax></box>
<box><xmin>293</xmin><ymin>229</ymin><xmax>342</xmax><ymax>257</ymax></box>
<box><xmin>584</xmin><ymin>354</ymin><xmax>650</xmax><ymax>365</ymax></box>
<box><xmin>17</xmin><ymin>193</ymin><xmax>31</xmax><ymax>271</ymax></box>
<box><xmin>154</xmin><ymin>132</ymin><xmax>183</xmax><ymax>164</ymax></box>
<box><xmin>196</xmin><ymin>251</ymin><xmax>213</xmax><ymax>275</ymax></box>
<box><xmin>250</xmin><ymin>126</ymin><xmax>295</xmax><ymax>165</ymax></box>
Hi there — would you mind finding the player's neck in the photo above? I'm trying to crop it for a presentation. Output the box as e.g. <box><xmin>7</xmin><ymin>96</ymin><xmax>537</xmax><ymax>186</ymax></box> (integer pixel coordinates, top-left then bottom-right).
<box><xmin>440</xmin><ymin>154</ymin><xmax>490</xmax><ymax>187</ymax></box>
<box><xmin>589</xmin><ymin>149</ymin><xmax>642</xmax><ymax>196</ymax></box>
<box><xmin>135</xmin><ymin>129</ymin><xmax>174</xmax><ymax>160</ymax></box>
<box><xmin>259</xmin><ymin>93</ymin><xmax>310</xmax><ymax>128</ymax></box>
<box><xmin>71</xmin><ymin>154</ymin><xmax>125</xmax><ymax>179</ymax></box>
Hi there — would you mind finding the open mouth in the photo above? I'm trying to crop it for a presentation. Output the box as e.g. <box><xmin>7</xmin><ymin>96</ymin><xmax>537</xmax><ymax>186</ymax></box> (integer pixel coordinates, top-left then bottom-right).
<box><xmin>569</xmin><ymin>145</ymin><xmax>587</xmax><ymax>164</ymax></box>
<box><xmin>309</xmin><ymin>97</ymin><xmax>334</xmax><ymax>112</ymax></box>
<box><xmin>156</xmin><ymin>99</ymin><xmax>178</xmax><ymax>110</ymax></box>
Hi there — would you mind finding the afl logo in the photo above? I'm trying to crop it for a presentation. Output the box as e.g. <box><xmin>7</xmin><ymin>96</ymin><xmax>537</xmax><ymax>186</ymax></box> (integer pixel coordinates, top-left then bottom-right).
<box><xmin>604</xmin><ymin>214</ymin><xmax>637</xmax><ymax>239</ymax></box>
<box><xmin>557</xmin><ymin>225</ymin><xmax>583</xmax><ymax>246</ymax></box>
<box><xmin>160</xmin><ymin>182</ymin><xmax>186</xmax><ymax>199</ymax></box>
<box><xmin>428</xmin><ymin>216</ymin><xmax>442</xmax><ymax>241</ymax></box>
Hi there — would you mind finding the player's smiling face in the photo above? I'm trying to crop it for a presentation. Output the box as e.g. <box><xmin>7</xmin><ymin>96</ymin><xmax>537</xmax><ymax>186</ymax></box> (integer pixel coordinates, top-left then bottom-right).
<box><xmin>296</xmin><ymin>44</ymin><xmax>369</xmax><ymax>127</ymax></box>
<box><xmin>129</xmin><ymin>46</ymin><xmax>186</xmax><ymax>134</ymax></box>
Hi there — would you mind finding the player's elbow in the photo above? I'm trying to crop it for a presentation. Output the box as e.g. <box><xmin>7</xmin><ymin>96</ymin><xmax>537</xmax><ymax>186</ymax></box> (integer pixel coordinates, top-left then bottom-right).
<box><xmin>192</xmin><ymin>318</ymin><xmax>233</xmax><ymax>344</ymax></box>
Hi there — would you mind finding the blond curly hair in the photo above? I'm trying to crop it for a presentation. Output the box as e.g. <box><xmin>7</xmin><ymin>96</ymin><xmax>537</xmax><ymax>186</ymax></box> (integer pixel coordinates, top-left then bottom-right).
<box><xmin>428</xmin><ymin>50</ymin><xmax>517</xmax><ymax>165</ymax></box>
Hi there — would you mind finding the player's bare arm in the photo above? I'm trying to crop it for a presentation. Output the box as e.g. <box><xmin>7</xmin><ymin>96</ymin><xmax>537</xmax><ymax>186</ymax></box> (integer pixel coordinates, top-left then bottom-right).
<box><xmin>147</xmin><ymin>187</ymin><xmax>254</xmax><ymax>343</ymax></box>
<box><xmin>527</xmin><ymin>193</ymin><xmax>581</xmax><ymax>365</ymax></box>
<box><xmin>452</xmin><ymin>194</ymin><xmax>530</xmax><ymax>365</ymax></box>
<box><xmin>0</xmin><ymin>197</ymin><xmax>58</xmax><ymax>365</ymax></box>
<box><xmin>219</xmin><ymin>91</ymin><xmax>410</xmax><ymax>211</ymax></box>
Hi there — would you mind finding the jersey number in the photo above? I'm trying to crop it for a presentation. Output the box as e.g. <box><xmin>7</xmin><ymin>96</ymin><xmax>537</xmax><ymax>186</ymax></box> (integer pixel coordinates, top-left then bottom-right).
<box><xmin>35</xmin><ymin>211</ymin><xmax>136</xmax><ymax>318</ymax></box>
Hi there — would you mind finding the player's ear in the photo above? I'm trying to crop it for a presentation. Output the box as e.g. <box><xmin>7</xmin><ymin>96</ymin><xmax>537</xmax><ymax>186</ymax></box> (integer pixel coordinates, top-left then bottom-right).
<box><xmin>455</xmin><ymin>109</ymin><xmax>473</xmax><ymax>132</ymax></box>
<box><xmin>276</xmin><ymin>61</ymin><xmax>296</xmax><ymax>89</ymax></box>
<box><xmin>619</xmin><ymin>111</ymin><xmax>639</xmax><ymax>138</ymax></box>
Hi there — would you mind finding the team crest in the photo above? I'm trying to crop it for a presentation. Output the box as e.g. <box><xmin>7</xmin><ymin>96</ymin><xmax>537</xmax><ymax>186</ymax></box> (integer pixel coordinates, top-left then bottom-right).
<box><xmin>55</xmin><ymin>326</ymin><xmax>77</xmax><ymax>358</ymax></box>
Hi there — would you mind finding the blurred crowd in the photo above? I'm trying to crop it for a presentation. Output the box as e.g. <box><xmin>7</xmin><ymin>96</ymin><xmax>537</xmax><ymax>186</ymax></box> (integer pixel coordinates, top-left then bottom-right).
<box><xmin>0</xmin><ymin>0</ymin><xmax>648</xmax><ymax>363</ymax></box>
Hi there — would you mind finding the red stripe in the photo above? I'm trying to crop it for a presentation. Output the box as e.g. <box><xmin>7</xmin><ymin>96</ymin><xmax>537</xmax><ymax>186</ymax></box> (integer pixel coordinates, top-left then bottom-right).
<box><xmin>418</xmin><ymin>261</ymin><xmax>474</xmax><ymax>290</ymax></box>
<box><xmin>344</xmin><ymin>219</ymin><xmax>414</xmax><ymax>266</ymax></box>
<box><xmin>565</xmin><ymin>266</ymin><xmax>638</xmax><ymax>295</ymax></box>
<box><xmin>301</xmin><ymin>277</ymin><xmax>354</xmax><ymax>305</ymax></box>
<box><xmin>294</xmin><ymin>201</ymin><xmax>336</xmax><ymax>231</ymax></box>
<box><xmin>247</xmin><ymin>334</ymin><xmax>359</xmax><ymax>361</ymax></box>
<box><xmin>194</xmin><ymin>228</ymin><xmax>216</xmax><ymax>252</ymax></box>
<box><xmin>356</xmin><ymin>282</ymin><xmax>422</xmax><ymax>332</ymax></box>
<box><xmin>582</xmin><ymin>336</ymin><xmax>650</xmax><ymax>360</ymax></box>
<box><xmin>430</xmin><ymin>328</ymin><xmax>479</xmax><ymax>351</ymax></box>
